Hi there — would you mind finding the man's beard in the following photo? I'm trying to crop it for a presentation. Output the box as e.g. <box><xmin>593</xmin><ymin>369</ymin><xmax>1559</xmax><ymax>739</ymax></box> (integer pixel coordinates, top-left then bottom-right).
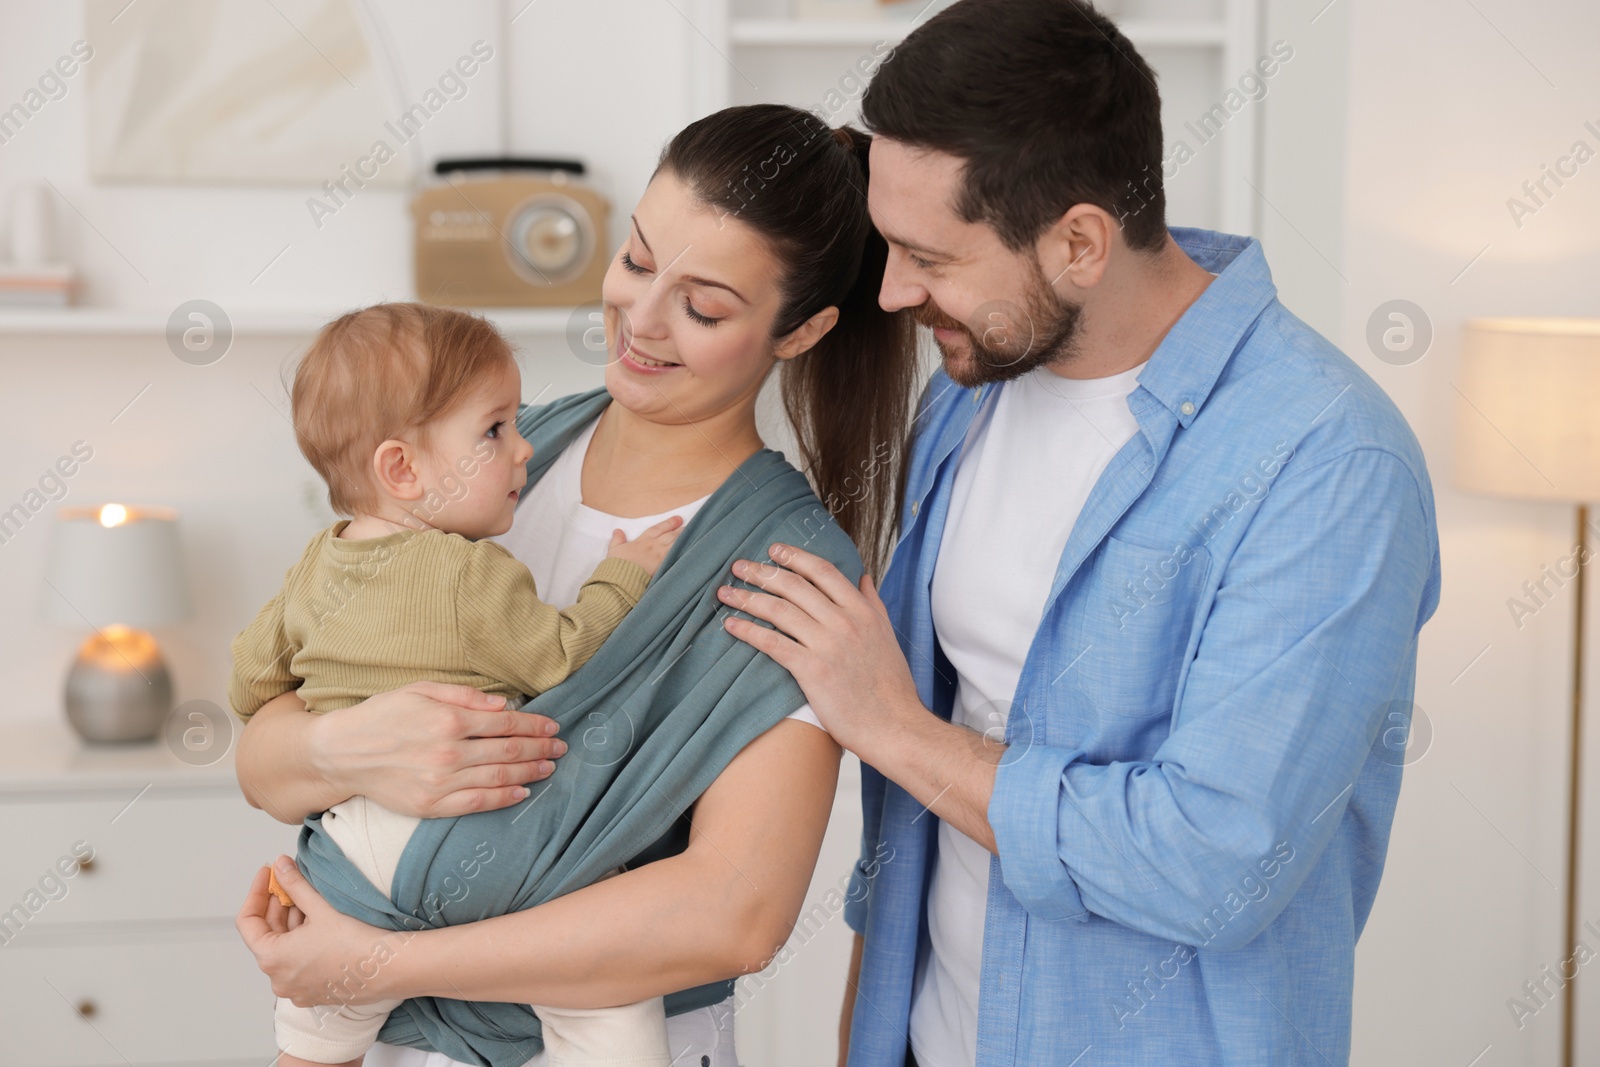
<box><xmin>912</xmin><ymin>260</ymin><xmax>1082</xmax><ymax>388</ymax></box>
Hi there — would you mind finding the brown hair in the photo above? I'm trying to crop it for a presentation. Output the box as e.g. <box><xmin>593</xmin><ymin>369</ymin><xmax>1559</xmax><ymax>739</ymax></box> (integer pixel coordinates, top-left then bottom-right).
<box><xmin>657</xmin><ymin>105</ymin><xmax>920</xmax><ymax>573</ymax></box>
<box><xmin>289</xmin><ymin>302</ymin><xmax>515</xmax><ymax>517</ymax></box>
<box><xmin>862</xmin><ymin>0</ymin><xmax>1168</xmax><ymax>252</ymax></box>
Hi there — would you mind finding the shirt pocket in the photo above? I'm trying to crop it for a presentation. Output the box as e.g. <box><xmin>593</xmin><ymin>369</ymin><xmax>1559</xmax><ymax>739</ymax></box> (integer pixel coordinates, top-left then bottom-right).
<box><xmin>1069</xmin><ymin>533</ymin><xmax>1212</xmax><ymax>719</ymax></box>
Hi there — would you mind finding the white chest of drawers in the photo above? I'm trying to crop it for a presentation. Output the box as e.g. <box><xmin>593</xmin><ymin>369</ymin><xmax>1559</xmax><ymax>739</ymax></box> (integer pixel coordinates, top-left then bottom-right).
<box><xmin>0</xmin><ymin>720</ymin><xmax>299</xmax><ymax>1066</ymax></box>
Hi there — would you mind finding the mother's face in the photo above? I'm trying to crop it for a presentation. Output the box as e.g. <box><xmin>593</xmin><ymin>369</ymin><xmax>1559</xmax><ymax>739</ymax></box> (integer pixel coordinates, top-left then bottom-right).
<box><xmin>600</xmin><ymin>170</ymin><xmax>791</xmax><ymax>427</ymax></box>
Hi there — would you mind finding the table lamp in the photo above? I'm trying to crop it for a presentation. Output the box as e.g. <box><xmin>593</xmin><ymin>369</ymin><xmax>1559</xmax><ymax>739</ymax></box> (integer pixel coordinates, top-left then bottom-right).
<box><xmin>1454</xmin><ymin>317</ymin><xmax>1600</xmax><ymax>1067</ymax></box>
<box><xmin>41</xmin><ymin>503</ymin><xmax>191</xmax><ymax>743</ymax></box>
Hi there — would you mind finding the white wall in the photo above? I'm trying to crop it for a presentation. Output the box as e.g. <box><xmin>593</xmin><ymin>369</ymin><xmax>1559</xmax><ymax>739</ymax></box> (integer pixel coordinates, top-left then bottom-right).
<box><xmin>1310</xmin><ymin>1</ymin><xmax>1600</xmax><ymax>1064</ymax></box>
<box><xmin>6</xmin><ymin>1</ymin><xmax>1598</xmax><ymax>1064</ymax></box>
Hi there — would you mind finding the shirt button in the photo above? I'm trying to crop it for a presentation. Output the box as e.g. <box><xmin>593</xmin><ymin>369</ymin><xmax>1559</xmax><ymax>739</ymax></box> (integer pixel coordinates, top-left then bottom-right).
<box><xmin>911</xmin><ymin>500</ymin><xmax>920</xmax><ymax>517</ymax></box>
<box><xmin>1180</xmin><ymin>401</ymin><xmax>1196</xmax><ymax>416</ymax></box>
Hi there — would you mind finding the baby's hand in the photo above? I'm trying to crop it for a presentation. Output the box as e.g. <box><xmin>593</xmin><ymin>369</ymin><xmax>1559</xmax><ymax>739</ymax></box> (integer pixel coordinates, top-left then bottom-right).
<box><xmin>607</xmin><ymin>515</ymin><xmax>684</xmax><ymax>578</ymax></box>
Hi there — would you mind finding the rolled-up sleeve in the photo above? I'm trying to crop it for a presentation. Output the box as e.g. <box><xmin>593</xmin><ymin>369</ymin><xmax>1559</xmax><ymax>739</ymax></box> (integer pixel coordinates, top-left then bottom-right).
<box><xmin>989</xmin><ymin>447</ymin><xmax>1439</xmax><ymax>948</ymax></box>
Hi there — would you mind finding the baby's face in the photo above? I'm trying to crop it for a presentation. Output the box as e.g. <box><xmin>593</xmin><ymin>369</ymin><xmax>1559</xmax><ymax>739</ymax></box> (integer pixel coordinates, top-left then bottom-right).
<box><xmin>411</xmin><ymin>359</ymin><xmax>533</xmax><ymax>539</ymax></box>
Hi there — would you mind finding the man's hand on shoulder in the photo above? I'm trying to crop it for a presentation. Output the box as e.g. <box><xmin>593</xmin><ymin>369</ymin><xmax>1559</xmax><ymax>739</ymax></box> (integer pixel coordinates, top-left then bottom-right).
<box><xmin>717</xmin><ymin>542</ymin><xmax>922</xmax><ymax>754</ymax></box>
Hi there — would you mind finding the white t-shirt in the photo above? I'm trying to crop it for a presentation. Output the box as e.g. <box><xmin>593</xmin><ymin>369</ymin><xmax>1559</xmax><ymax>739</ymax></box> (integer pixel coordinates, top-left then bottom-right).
<box><xmin>365</xmin><ymin>415</ymin><xmax>819</xmax><ymax>1067</ymax></box>
<box><xmin>494</xmin><ymin>416</ymin><xmax>823</xmax><ymax>731</ymax></box>
<box><xmin>909</xmin><ymin>362</ymin><xmax>1145</xmax><ymax>1067</ymax></box>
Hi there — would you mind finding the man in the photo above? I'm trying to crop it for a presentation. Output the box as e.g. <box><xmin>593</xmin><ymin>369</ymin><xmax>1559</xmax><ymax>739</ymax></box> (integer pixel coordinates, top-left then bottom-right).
<box><xmin>720</xmin><ymin>1</ymin><xmax>1440</xmax><ymax>1064</ymax></box>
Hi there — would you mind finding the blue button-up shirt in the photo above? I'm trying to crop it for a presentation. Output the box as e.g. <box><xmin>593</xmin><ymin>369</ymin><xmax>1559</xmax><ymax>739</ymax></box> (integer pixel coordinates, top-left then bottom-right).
<box><xmin>844</xmin><ymin>229</ymin><xmax>1441</xmax><ymax>1066</ymax></box>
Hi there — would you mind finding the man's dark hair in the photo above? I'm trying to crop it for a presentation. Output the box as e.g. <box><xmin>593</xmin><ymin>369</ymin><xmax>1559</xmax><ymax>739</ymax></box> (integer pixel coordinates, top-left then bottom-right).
<box><xmin>861</xmin><ymin>0</ymin><xmax>1167</xmax><ymax>252</ymax></box>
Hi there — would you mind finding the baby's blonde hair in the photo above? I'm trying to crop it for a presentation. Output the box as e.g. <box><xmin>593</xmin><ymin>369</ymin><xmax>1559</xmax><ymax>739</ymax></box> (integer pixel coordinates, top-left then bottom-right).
<box><xmin>290</xmin><ymin>303</ymin><xmax>515</xmax><ymax>517</ymax></box>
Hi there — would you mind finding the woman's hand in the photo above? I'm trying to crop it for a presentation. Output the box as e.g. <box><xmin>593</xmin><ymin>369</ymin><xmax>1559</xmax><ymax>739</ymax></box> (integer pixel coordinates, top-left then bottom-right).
<box><xmin>237</xmin><ymin>857</ymin><xmax>408</xmax><ymax>1008</ymax></box>
<box><xmin>308</xmin><ymin>681</ymin><xmax>569</xmax><ymax>819</ymax></box>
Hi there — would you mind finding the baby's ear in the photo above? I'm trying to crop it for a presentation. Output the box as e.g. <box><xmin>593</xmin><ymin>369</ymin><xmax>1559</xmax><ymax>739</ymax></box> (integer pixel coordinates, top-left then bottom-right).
<box><xmin>372</xmin><ymin>438</ymin><xmax>424</xmax><ymax>500</ymax></box>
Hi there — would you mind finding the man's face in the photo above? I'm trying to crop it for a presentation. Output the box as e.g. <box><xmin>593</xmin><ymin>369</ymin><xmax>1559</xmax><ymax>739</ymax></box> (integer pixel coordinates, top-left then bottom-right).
<box><xmin>868</xmin><ymin>137</ymin><xmax>1082</xmax><ymax>388</ymax></box>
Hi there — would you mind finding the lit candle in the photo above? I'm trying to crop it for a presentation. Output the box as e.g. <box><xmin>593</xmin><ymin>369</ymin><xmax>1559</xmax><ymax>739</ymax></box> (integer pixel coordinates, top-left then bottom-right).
<box><xmin>78</xmin><ymin>625</ymin><xmax>162</xmax><ymax>674</ymax></box>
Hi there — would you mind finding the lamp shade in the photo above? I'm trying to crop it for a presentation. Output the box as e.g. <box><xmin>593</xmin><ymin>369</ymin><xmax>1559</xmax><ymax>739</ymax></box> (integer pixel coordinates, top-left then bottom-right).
<box><xmin>1454</xmin><ymin>317</ymin><xmax>1600</xmax><ymax>503</ymax></box>
<box><xmin>41</xmin><ymin>504</ymin><xmax>192</xmax><ymax>628</ymax></box>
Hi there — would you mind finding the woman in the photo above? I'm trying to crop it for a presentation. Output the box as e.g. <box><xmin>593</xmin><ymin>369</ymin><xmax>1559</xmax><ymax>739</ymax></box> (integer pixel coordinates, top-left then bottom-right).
<box><xmin>234</xmin><ymin>103</ymin><xmax>919</xmax><ymax>1066</ymax></box>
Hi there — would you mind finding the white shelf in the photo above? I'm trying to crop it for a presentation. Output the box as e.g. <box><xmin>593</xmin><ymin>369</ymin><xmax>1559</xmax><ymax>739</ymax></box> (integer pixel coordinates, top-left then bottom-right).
<box><xmin>0</xmin><ymin>306</ymin><xmax>579</xmax><ymax>336</ymax></box>
<box><xmin>0</xmin><ymin>719</ymin><xmax>239</xmax><ymax>795</ymax></box>
<box><xmin>729</xmin><ymin>18</ymin><xmax>1228</xmax><ymax>48</ymax></box>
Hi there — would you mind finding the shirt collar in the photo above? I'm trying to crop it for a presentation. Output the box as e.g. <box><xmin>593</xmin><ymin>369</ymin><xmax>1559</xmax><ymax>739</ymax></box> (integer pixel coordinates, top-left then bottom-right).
<box><xmin>1135</xmin><ymin>228</ymin><xmax>1279</xmax><ymax>429</ymax></box>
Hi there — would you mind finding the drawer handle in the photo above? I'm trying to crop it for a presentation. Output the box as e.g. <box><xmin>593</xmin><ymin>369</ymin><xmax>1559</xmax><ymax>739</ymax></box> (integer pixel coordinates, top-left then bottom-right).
<box><xmin>76</xmin><ymin>858</ymin><xmax>95</xmax><ymax>875</ymax></box>
<box><xmin>76</xmin><ymin>1000</ymin><xmax>96</xmax><ymax>1019</ymax></box>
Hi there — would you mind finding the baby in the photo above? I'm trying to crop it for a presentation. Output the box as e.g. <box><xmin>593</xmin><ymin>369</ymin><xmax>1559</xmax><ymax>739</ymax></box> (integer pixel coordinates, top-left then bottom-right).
<box><xmin>229</xmin><ymin>303</ymin><xmax>679</xmax><ymax>1067</ymax></box>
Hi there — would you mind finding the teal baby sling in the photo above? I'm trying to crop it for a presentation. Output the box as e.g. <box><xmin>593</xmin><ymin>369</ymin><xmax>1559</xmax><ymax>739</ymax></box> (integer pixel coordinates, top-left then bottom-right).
<box><xmin>295</xmin><ymin>388</ymin><xmax>862</xmax><ymax>1065</ymax></box>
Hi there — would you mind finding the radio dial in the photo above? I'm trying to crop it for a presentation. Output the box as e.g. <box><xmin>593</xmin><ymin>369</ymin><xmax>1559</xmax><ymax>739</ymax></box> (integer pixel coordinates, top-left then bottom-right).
<box><xmin>506</xmin><ymin>197</ymin><xmax>592</xmax><ymax>284</ymax></box>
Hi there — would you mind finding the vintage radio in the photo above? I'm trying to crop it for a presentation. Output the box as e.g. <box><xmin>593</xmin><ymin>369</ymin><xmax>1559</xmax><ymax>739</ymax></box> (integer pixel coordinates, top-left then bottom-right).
<box><xmin>412</xmin><ymin>157</ymin><xmax>610</xmax><ymax>307</ymax></box>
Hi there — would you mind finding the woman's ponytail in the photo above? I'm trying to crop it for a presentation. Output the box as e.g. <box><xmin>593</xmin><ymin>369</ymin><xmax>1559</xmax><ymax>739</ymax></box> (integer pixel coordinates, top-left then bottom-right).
<box><xmin>780</xmin><ymin>126</ymin><xmax>917</xmax><ymax>575</ymax></box>
<box><xmin>660</xmin><ymin>105</ymin><xmax>920</xmax><ymax>575</ymax></box>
